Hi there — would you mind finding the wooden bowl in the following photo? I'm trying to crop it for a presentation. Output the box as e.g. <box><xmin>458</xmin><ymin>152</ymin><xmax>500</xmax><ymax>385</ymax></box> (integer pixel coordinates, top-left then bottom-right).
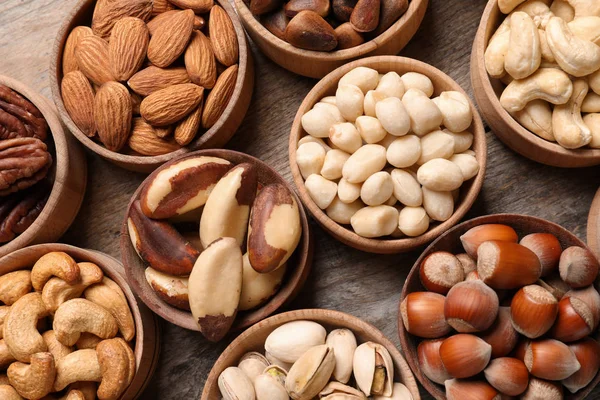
<box><xmin>201</xmin><ymin>308</ymin><xmax>421</xmax><ymax>399</ymax></box>
<box><xmin>0</xmin><ymin>243</ymin><xmax>160</xmax><ymax>400</ymax></box>
<box><xmin>588</xmin><ymin>188</ymin><xmax>600</xmax><ymax>262</ymax></box>
<box><xmin>289</xmin><ymin>55</ymin><xmax>487</xmax><ymax>254</ymax></box>
<box><xmin>398</xmin><ymin>213</ymin><xmax>600</xmax><ymax>400</ymax></box>
<box><xmin>121</xmin><ymin>149</ymin><xmax>314</xmax><ymax>333</ymax></box>
<box><xmin>234</xmin><ymin>0</ymin><xmax>428</xmax><ymax>78</ymax></box>
<box><xmin>0</xmin><ymin>75</ymin><xmax>87</xmax><ymax>258</ymax></box>
<box><xmin>49</xmin><ymin>0</ymin><xmax>254</xmax><ymax>173</ymax></box>
<box><xmin>471</xmin><ymin>0</ymin><xmax>600</xmax><ymax>168</ymax></box>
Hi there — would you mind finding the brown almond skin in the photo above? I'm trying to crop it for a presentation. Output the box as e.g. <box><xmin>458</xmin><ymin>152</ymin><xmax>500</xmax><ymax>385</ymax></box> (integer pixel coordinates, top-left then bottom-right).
<box><xmin>284</xmin><ymin>0</ymin><xmax>330</xmax><ymax>18</ymax></box>
<box><xmin>185</xmin><ymin>30</ymin><xmax>217</xmax><ymax>89</ymax></box>
<box><xmin>250</xmin><ymin>0</ymin><xmax>283</xmax><ymax>15</ymax></box>
<box><xmin>128</xmin><ymin>118</ymin><xmax>182</xmax><ymax>156</ymax></box>
<box><xmin>91</xmin><ymin>0</ymin><xmax>153</xmax><ymax>39</ymax></box>
<box><xmin>350</xmin><ymin>0</ymin><xmax>380</xmax><ymax>32</ymax></box>
<box><xmin>94</xmin><ymin>82</ymin><xmax>132</xmax><ymax>152</ymax></box>
<box><xmin>209</xmin><ymin>5</ymin><xmax>239</xmax><ymax>67</ymax></box>
<box><xmin>62</xmin><ymin>26</ymin><xmax>93</xmax><ymax>75</ymax></box>
<box><xmin>170</xmin><ymin>0</ymin><xmax>214</xmax><ymax>13</ymax></box>
<box><xmin>335</xmin><ymin>23</ymin><xmax>364</xmax><ymax>49</ymax></box>
<box><xmin>202</xmin><ymin>65</ymin><xmax>238</xmax><ymax>129</ymax></box>
<box><xmin>128</xmin><ymin>66</ymin><xmax>191</xmax><ymax>97</ymax></box>
<box><xmin>262</xmin><ymin>9</ymin><xmax>289</xmax><ymax>40</ymax></box>
<box><xmin>152</xmin><ymin>0</ymin><xmax>176</xmax><ymax>15</ymax></box>
<box><xmin>147</xmin><ymin>10</ymin><xmax>195</xmax><ymax>68</ymax></box>
<box><xmin>285</xmin><ymin>11</ymin><xmax>338</xmax><ymax>51</ymax></box>
<box><xmin>373</xmin><ymin>0</ymin><xmax>408</xmax><ymax>35</ymax></box>
<box><xmin>109</xmin><ymin>17</ymin><xmax>149</xmax><ymax>81</ymax></box>
<box><xmin>147</xmin><ymin>10</ymin><xmax>178</xmax><ymax>35</ymax></box>
<box><xmin>75</xmin><ymin>36</ymin><xmax>115</xmax><ymax>86</ymax></box>
<box><xmin>61</xmin><ymin>71</ymin><xmax>96</xmax><ymax>137</ymax></box>
<box><xmin>140</xmin><ymin>83</ymin><xmax>204</xmax><ymax>127</ymax></box>
<box><xmin>174</xmin><ymin>103</ymin><xmax>203</xmax><ymax>146</ymax></box>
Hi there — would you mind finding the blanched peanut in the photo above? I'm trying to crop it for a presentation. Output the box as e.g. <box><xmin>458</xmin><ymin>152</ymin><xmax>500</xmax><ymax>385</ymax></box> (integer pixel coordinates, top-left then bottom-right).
<box><xmin>402</xmin><ymin>89</ymin><xmax>443</xmax><ymax>136</ymax></box>
<box><xmin>432</xmin><ymin>91</ymin><xmax>473</xmax><ymax>132</ymax></box>
<box><xmin>417</xmin><ymin>130</ymin><xmax>455</xmax><ymax>165</ymax></box>
<box><xmin>505</xmin><ymin>12</ymin><xmax>541</xmax><ymax>79</ymax></box>
<box><xmin>460</xmin><ymin>149</ymin><xmax>476</xmax><ymax>157</ymax></box>
<box><xmin>326</xmin><ymin>197</ymin><xmax>364</xmax><ymax>224</ymax></box>
<box><xmin>313</xmin><ymin>102</ymin><xmax>345</xmax><ymax>123</ymax></box>
<box><xmin>513</xmin><ymin>99</ymin><xmax>555</xmax><ymax>141</ymax></box>
<box><xmin>342</xmin><ymin>144</ymin><xmax>387</xmax><ymax>183</ymax></box>
<box><xmin>550</xmin><ymin>0</ymin><xmax>575</xmax><ymax>22</ymax></box>
<box><xmin>449</xmin><ymin>153</ymin><xmax>480</xmax><ymax>181</ymax></box>
<box><xmin>298</xmin><ymin>135</ymin><xmax>331</xmax><ymax>151</ymax></box>
<box><xmin>583</xmin><ymin>113</ymin><xmax>600</xmax><ymax>148</ymax></box>
<box><xmin>582</xmin><ymin>92</ymin><xmax>600</xmax><ymax>113</ymax></box>
<box><xmin>391</xmin><ymin>169</ymin><xmax>422</xmax><ymax>207</ymax></box>
<box><xmin>339</xmin><ymin>67</ymin><xmax>379</xmax><ymax>93</ymax></box>
<box><xmin>321</xmin><ymin>149</ymin><xmax>350</xmax><ymax>180</ymax></box>
<box><xmin>364</xmin><ymin>91</ymin><xmax>387</xmax><ymax>117</ymax></box>
<box><xmin>422</xmin><ymin>187</ymin><xmax>454</xmax><ymax>222</ymax></box>
<box><xmin>302</xmin><ymin>106</ymin><xmax>343</xmax><ymax>138</ymax></box>
<box><xmin>378</xmin><ymin>133</ymin><xmax>397</xmax><ymax>149</ymax></box>
<box><xmin>355</xmin><ymin>116</ymin><xmax>387</xmax><ymax>143</ymax></box>
<box><xmin>375</xmin><ymin>97</ymin><xmax>411</xmax><ymax>136</ymax></box>
<box><xmin>338</xmin><ymin>178</ymin><xmax>362</xmax><ymax>203</ymax></box>
<box><xmin>417</xmin><ymin>158</ymin><xmax>464</xmax><ymax>191</ymax></box>
<box><xmin>321</xmin><ymin>96</ymin><xmax>337</xmax><ymax>105</ymax></box>
<box><xmin>385</xmin><ymin>194</ymin><xmax>397</xmax><ymax>206</ymax></box>
<box><xmin>360</xmin><ymin>171</ymin><xmax>393</xmax><ymax>206</ymax></box>
<box><xmin>485</xmin><ymin>17</ymin><xmax>511</xmax><ymax>78</ymax></box>
<box><xmin>296</xmin><ymin>142</ymin><xmax>326</xmax><ymax>179</ymax></box>
<box><xmin>336</xmin><ymin>84</ymin><xmax>364</xmax><ymax>121</ymax></box>
<box><xmin>444</xmin><ymin>130</ymin><xmax>474</xmax><ymax>153</ymax></box>
<box><xmin>305</xmin><ymin>174</ymin><xmax>338</xmax><ymax>209</ymax></box>
<box><xmin>387</xmin><ymin>135</ymin><xmax>421</xmax><ymax>168</ymax></box>
<box><xmin>400</xmin><ymin>72</ymin><xmax>434</xmax><ymax>97</ymax></box>
<box><xmin>398</xmin><ymin>206</ymin><xmax>430</xmax><ymax>237</ymax></box>
<box><xmin>329</xmin><ymin>123</ymin><xmax>362</xmax><ymax>153</ymax></box>
<box><xmin>350</xmin><ymin>206</ymin><xmax>399</xmax><ymax>238</ymax></box>
<box><xmin>376</xmin><ymin>72</ymin><xmax>405</xmax><ymax>98</ymax></box>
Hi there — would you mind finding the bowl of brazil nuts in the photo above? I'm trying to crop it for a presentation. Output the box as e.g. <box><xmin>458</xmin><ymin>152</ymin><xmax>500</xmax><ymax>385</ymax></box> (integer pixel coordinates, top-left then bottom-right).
<box><xmin>399</xmin><ymin>214</ymin><xmax>600</xmax><ymax>400</ymax></box>
<box><xmin>201</xmin><ymin>309</ymin><xmax>421</xmax><ymax>399</ymax></box>
<box><xmin>289</xmin><ymin>55</ymin><xmax>487</xmax><ymax>254</ymax></box>
<box><xmin>121</xmin><ymin>149</ymin><xmax>313</xmax><ymax>341</ymax></box>
<box><xmin>471</xmin><ymin>0</ymin><xmax>600</xmax><ymax>167</ymax></box>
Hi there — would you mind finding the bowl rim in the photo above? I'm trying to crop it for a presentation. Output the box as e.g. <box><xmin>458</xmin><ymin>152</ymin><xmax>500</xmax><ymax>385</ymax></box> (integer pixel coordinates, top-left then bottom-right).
<box><xmin>471</xmin><ymin>0</ymin><xmax>600</xmax><ymax>164</ymax></box>
<box><xmin>120</xmin><ymin>148</ymin><xmax>314</xmax><ymax>332</ymax></box>
<box><xmin>588</xmin><ymin>188</ymin><xmax>600</xmax><ymax>262</ymax></box>
<box><xmin>0</xmin><ymin>75</ymin><xmax>87</xmax><ymax>256</ymax></box>
<box><xmin>398</xmin><ymin>213</ymin><xmax>600</xmax><ymax>400</ymax></box>
<box><xmin>49</xmin><ymin>0</ymin><xmax>251</xmax><ymax>167</ymax></box>
<box><xmin>288</xmin><ymin>55</ymin><xmax>487</xmax><ymax>254</ymax></box>
<box><xmin>200</xmin><ymin>308</ymin><xmax>422</xmax><ymax>400</ymax></box>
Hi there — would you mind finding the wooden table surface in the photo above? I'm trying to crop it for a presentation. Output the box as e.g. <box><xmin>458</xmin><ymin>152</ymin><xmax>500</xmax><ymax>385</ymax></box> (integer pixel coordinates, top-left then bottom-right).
<box><xmin>1</xmin><ymin>0</ymin><xmax>600</xmax><ymax>398</ymax></box>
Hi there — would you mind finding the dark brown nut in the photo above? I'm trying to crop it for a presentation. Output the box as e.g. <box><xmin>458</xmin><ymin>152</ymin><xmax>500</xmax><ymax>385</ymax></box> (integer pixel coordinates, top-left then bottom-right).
<box><xmin>0</xmin><ymin>183</ymin><xmax>49</xmax><ymax>242</ymax></box>
<box><xmin>0</xmin><ymin>86</ymin><xmax>43</xmax><ymax>119</ymax></box>
<box><xmin>262</xmin><ymin>9</ymin><xmax>289</xmax><ymax>40</ymax></box>
<box><xmin>285</xmin><ymin>0</ymin><xmax>330</xmax><ymax>18</ymax></box>
<box><xmin>373</xmin><ymin>0</ymin><xmax>408</xmax><ymax>35</ymax></box>
<box><xmin>194</xmin><ymin>15</ymin><xmax>206</xmax><ymax>30</ymax></box>
<box><xmin>0</xmin><ymin>108</ymin><xmax>29</xmax><ymax>140</ymax></box>
<box><xmin>335</xmin><ymin>22</ymin><xmax>364</xmax><ymax>49</ymax></box>
<box><xmin>0</xmin><ymin>100</ymin><xmax>48</xmax><ymax>142</ymax></box>
<box><xmin>140</xmin><ymin>155</ymin><xmax>232</xmax><ymax>219</ymax></box>
<box><xmin>0</xmin><ymin>85</ymin><xmax>48</xmax><ymax>141</ymax></box>
<box><xmin>332</xmin><ymin>0</ymin><xmax>358</xmax><ymax>22</ymax></box>
<box><xmin>350</xmin><ymin>0</ymin><xmax>380</xmax><ymax>33</ymax></box>
<box><xmin>250</xmin><ymin>0</ymin><xmax>283</xmax><ymax>15</ymax></box>
<box><xmin>285</xmin><ymin>11</ymin><xmax>338</xmax><ymax>51</ymax></box>
<box><xmin>128</xmin><ymin>118</ymin><xmax>182</xmax><ymax>156</ymax></box>
<box><xmin>0</xmin><ymin>138</ymin><xmax>52</xmax><ymax>196</ymax></box>
<box><xmin>248</xmin><ymin>184</ymin><xmax>302</xmax><ymax>273</ymax></box>
<box><xmin>128</xmin><ymin>200</ymin><xmax>200</xmax><ymax>276</ymax></box>
<box><xmin>144</xmin><ymin>267</ymin><xmax>190</xmax><ymax>310</ymax></box>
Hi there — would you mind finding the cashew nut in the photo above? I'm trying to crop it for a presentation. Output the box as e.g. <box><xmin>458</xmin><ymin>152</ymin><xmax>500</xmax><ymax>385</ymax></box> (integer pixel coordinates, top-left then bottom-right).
<box><xmin>499</xmin><ymin>0</ymin><xmax>527</xmax><ymax>13</ymax></box>
<box><xmin>402</xmin><ymin>89</ymin><xmax>443</xmax><ymax>136</ymax></box>
<box><xmin>31</xmin><ymin>252</ymin><xmax>80</xmax><ymax>292</ymax></box>
<box><xmin>68</xmin><ymin>382</ymin><xmax>97</xmax><ymax>400</ymax></box>
<box><xmin>546</xmin><ymin>16</ymin><xmax>600</xmax><ymax>77</ymax></box>
<box><xmin>485</xmin><ymin>17</ymin><xmax>511</xmax><ymax>78</ymax></box>
<box><xmin>513</xmin><ymin>99</ymin><xmax>555</xmax><ymax>140</ymax></box>
<box><xmin>41</xmin><ymin>262</ymin><xmax>104</xmax><ymax>313</ymax></box>
<box><xmin>7</xmin><ymin>352</ymin><xmax>55</xmax><ymax>399</ymax></box>
<box><xmin>505</xmin><ymin>12</ymin><xmax>541</xmax><ymax>79</ymax></box>
<box><xmin>0</xmin><ymin>374</ymin><xmax>8</xmax><ymax>384</ymax></box>
<box><xmin>84</xmin><ymin>281</ymin><xmax>135</xmax><ymax>342</ymax></box>
<box><xmin>75</xmin><ymin>333</ymin><xmax>103</xmax><ymax>350</ymax></box>
<box><xmin>568</xmin><ymin>16</ymin><xmax>600</xmax><ymax>44</ymax></box>
<box><xmin>53</xmin><ymin>299</ymin><xmax>118</xmax><ymax>346</ymax></box>
<box><xmin>583</xmin><ymin>113</ymin><xmax>600</xmax><ymax>148</ymax></box>
<box><xmin>566</xmin><ymin>0</ymin><xmax>600</xmax><ymax>17</ymax></box>
<box><xmin>582</xmin><ymin>92</ymin><xmax>600</xmax><ymax>112</ymax></box>
<box><xmin>538</xmin><ymin>29</ymin><xmax>555</xmax><ymax>63</ymax></box>
<box><xmin>500</xmin><ymin>68</ymin><xmax>573</xmax><ymax>112</ymax></box>
<box><xmin>61</xmin><ymin>390</ymin><xmax>86</xmax><ymax>400</ymax></box>
<box><xmin>515</xmin><ymin>0</ymin><xmax>554</xmax><ymax>28</ymax></box>
<box><xmin>54</xmin><ymin>349</ymin><xmax>102</xmax><ymax>391</ymax></box>
<box><xmin>550</xmin><ymin>0</ymin><xmax>575</xmax><ymax>22</ymax></box>
<box><xmin>0</xmin><ymin>306</ymin><xmax>8</xmax><ymax>340</ymax></box>
<box><xmin>589</xmin><ymin>69</ymin><xmax>600</xmax><ymax>95</ymax></box>
<box><xmin>0</xmin><ymin>385</ymin><xmax>23</xmax><ymax>400</ymax></box>
<box><xmin>552</xmin><ymin>79</ymin><xmax>592</xmax><ymax>148</ymax></box>
<box><xmin>3</xmin><ymin>293</ymin><xmax>48</xmax><ymax>362</ymax></box>
<box><xmin>42</xmin><ymin>331</ymin><xmax>73</xmax><ymax>361</ymax></box>
<box><xmin>96</xmin><ymin>338</ymin><xmax>135</xmax><ymax>400</ymax></box>
<box><xmin>0</xmin><ymin>271</ymin><xmax>32</xmax><ymax>306</ymax></box>
<box><xmin>0</xmin><ymin>339</ymin><xmax>16</xmax><ymax>369</ymax></box>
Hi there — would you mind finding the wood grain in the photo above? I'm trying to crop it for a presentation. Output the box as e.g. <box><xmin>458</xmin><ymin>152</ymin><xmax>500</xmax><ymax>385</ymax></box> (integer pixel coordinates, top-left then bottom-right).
<box><xmin>1</xmin><ymin>0</ymin><xmax>599</xmax><ymax>399</ymax></box>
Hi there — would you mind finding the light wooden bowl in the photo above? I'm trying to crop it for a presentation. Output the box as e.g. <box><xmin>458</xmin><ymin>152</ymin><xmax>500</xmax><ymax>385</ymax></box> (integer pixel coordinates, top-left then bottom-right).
<box><xmin>0</xmin><ymin>243</ymin><xmax>160</xmax><ymax>400</ymax></box>
<box><xmin>289</xmin><ymin>56</ymin><xmax>487</xmax><ymax>254</ymax></box>
<box><xmin>398</xmin><ymin>213</ymin><xmax>600</xmax><ymax>400</ymax></box>
<box><xmin>49</xmin><ymin>0</ymin><xmax>254</xmax><ymax>173</ymax></box>
<box><xmin>201</xmin><ymin>308</ymin><xmax>421</xmax><ymax>399</ymax></box>
<box><xmin>121</xmin><ymin>149</ymin><xmax>314</xmax><ymax>333</ymax></box>
<box><xmin>588</xmin><ymin>188</ymin><xmax>600</xmax><ymax>262</ymax></box>
<box><xmin>0</xmin><ymin>75</ymin><xmax>87</xmax><ymax>258</ymax></box>
<box><xmin>234</xmin><ymin>0</ymin><xmax>428</xmax><ymax>78</ymax></box>
<box><xmin>471</xmin><ymin>0</ymin><xmax>600</xmax><ymax>168</ymax></box>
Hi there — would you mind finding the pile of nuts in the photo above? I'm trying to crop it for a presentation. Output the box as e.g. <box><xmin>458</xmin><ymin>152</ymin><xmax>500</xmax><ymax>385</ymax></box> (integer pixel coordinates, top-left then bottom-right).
<box><xmin>296</xmin><ymin>66</ymin><xmax>479</xmax><ymax>238</ymax></box>
<box><xmin>60</xmin><ymin>0</ymin><xmax>239</xmax><ymax>155</ymax></box>
<box><xmin>0</xmin><ymin>251</ymin><xmax>137</xmax><ymax>399</ymax></box>
<box><xmin>0</xmin><ymin>85</ymin><xmax>52</xmax><ymax>244</ymax></box>
<box><xmin>401</xmin><ymin>223</ymin><xmax>600</xmax><ymax>399</ymax></box>
<box><xmin>127</xmin><ymin>155</ymin><xmax>302</xmax><ymax>341</ymax></box>
<box><xmin>485</xmin><ymin>0</ymin><xmax>600</xmax><ymax>149</ymax></box>
<box><xmin>248</xmin><ymin>0</ymin><xmax>409</xmax><ymax>51</ymax></box>
<box><xmin>218</xmin><ymin>320</ymin><xmax>414</xmax><ymax>399</ymax></box>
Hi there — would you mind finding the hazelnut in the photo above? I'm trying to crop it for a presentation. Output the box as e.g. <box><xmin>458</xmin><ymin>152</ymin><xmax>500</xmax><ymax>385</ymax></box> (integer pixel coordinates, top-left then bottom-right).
<box><xmin>563</xmin><ymin>338</ymin><xmax>600</xmax><ymax>393</ymax></box>
<box><xmin>459</xmin><ymin>223</ymin><xmax>518</xmax><ymax>259</ymax></box>
<box><xmin>521</xmin><ymin>378</ymin><xmax>564</xmax><ymax>400</ymax></box>
<box><xmin>477</xmin><ymin>241</ymin><xmax>542</xmax><ymax>289</ymax></box>
<box><xmin>419</xmin><ymin>251</ymin><xmax>464</xmax><ymax>295</ymax></box>
<box><xmin>445</xmin><ymin>379</ymin><xmax>500</xmax><ymax>400</ymax></box>
<box><xmin>524</xmin><ymin>339</ymin><xmax>581</xmax><ymax>380</ymax></box>
<box><xmin>444</xmin><ymin>280</ymin><xmax>499</xmax><ymax>333</ymax></box>
<box><xmin>483</xmin><ymin>357</ymin><xmax>529</xmax><ymax>396</ymax></box>
<box><xmin>439</xmin><ymin>334</ymin><xmax>492</xmax><ymax>378</ymax></box>
<box><xmin>559</xmin><ymin>246</ymin><xmax>599</xmax><ymax>288</ymax></box>
<box><xmin>510</xmin><ymin>284</ymin><xmax>558</xmax><ymax>339</ymax></box>
<box><xmin>480</xmin><ymin>307</ymin><xmax>519</xmax><ymax>358</ymax></box>
<box><xmin>417</xmin><ymin>338</ymin><xmax>451</xmax><ymax>385</ymax></box>
<box><xmin>550</xmin><ymin>296</ymin><xmax>594</xmax><ymax>342</ymax></box>
<box><xmin>519</xmin><ymin>233</ymin><xmax>562</xmax><ymax>276</ymax></box>
<box><xmin>399</xmin><ymin>292</ymin><xmax>451</xmax><ymax>339</ymax></box>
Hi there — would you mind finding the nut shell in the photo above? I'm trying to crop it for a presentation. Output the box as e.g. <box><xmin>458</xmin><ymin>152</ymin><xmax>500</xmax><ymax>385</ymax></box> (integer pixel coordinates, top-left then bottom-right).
<box><xmin>439</xmin><ymin>334</ymin><xmax>492</xmax><ymax>378</ymax></box>
<box><xmin>510</xmin><ymin>284</ymin><xmax>558</xmax><ymax>339</ymax></box>
<box><xmin>419</xmin><ymin>251</ymin><xmax>464</xmax><ymax>295</ymax></box>
<box><xmin>444</xmin><ymin>280</ymin><xmax>499</xmax><ymax>333</ymax></box>
<box><xmin>483</xmin><ymin>357</ymin><xmax>529</xmax><ymax>396</ymax></box>
<box><xmin>520</xmin><ymin>233</ymin><xmax>562</xmax><ymax>277</ymax></box>
<box><xmin>524</xmin><ymin>339</ymin><xmax>581</xmax><ymax>380</ymax></box>
<box><xmin>563</xmin><ymin>338</ymin><xmax>600</xmax><ymax>393</ymax></box>
<box><xmin>417</xmin><ymin>338</ymin><xmax>451</xmax><ymax>385</ymax></box>
<box><xmin>459</xmin><ymin>224</ymin><xmax>518</xmax><ymax>259</ymax></box>
<box><xmin>559</xmin><ymin>246</ymin><xmax>599</xmax><ymax>288</ymax></box>
<box><xmin>550</xmin><ymin>296</ymin><xmax>594</xmax><ymax>342</ymax></box>
<box><xmin>477</xmin><ymin>241</ymin><xmax>542</xmax><ymax>289</ymax></box>
<box><xmin>400</xmin><ymin>292</ymin><xmax>451</xmax><ymax>339</ymax></box>
<box><xmin>480</xmin><ymin>306</ymin><xmax>519</xmax><ymax>358</ymax></box>
<box><xmin>285</xmin><ymin>11</ymin><xmax>338</xmax><ymax>51</ymax></box>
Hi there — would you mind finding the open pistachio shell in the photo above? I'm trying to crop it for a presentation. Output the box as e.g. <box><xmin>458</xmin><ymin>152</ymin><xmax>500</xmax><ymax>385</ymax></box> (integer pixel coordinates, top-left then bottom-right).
<box><xmin>326</xmin><ymin>328</ymin><xmax>357</xmax><ymax>384</ymax></box>
<box><xmin>218</xmin><ymin>366</ymin><xmax>256</xmax><ymax>400</ymax></box>
<box><xmin>266</xmin><ymin>351</ymin><xmax>294</xmax><ymax>372</ymax></box>
<box><xmin>238</xmin><ymin>352</ymin><xmax>269</xmax><ymax>383</ymax></box>
<box><xmin>285</xmin><ymin>344</ymin><xmax>336</xmax><ymax>399</ymax></box>
<box><xmin>353</xmin><ymin>342</ymin><xmax>394</xmax><ymax>397</ymax></box>
<box><xmin>319</xmin><ymin>381</ymin><xmax>367</xmax><ymax>399</ymax></box>
<box><xmin>255</xmin><ymin>365</ymin><xmax>289</xmax><ymax>400</ymax></box>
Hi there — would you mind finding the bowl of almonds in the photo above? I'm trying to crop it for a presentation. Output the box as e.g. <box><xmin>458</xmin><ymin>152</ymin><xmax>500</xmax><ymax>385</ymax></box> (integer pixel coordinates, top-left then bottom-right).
<box><xmin>50</xmin><ymin>0</ymin><xmax>254</xmax><ymax>172</ymax></box>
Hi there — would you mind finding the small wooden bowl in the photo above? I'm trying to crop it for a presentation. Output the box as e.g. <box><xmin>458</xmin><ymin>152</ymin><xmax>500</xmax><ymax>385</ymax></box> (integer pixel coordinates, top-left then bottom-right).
<box><xmin>588</xmin><ymin>188</ymin><xmax>600</xmax><ymax>262</ymax></box>
<box><xmin>471</xmin><ymin>0</ymin><xmax>600</xmax><ymax>168</ymax></box>
<box><xmin>0</xmin><ymin>75</ymin><xmax>87</xmax><ymax>258</ymax></box>
<box><xmin>120</xmin><ymin>149</ymin><xmax>314</xmax><ymax>333</ymax></box>
<box><xmin>0</xmin><ymin>243</ymin><xmax>160</xmax><ymax>400</ymax></box>
<box><xmin>398</xmin><ymin>213</ymin><xmax>600</xmax><ymax>400</ymax></box>
<box><xmin>49</xmin><ymin>0</ymin><xmax>254</xmax><ymax>173</ymax></box>
<box><xmin>234</xmin><ymin>0</ymin><xmax>428</xmax><ymax>78</ymax></box>
<box><xmin>201</xmin><ymin>308</ymin><xmax>421</xmax><ymax>399</ymax></box>
<box><xmin>289</xmin><ymin>55</ymin><xmax>487</xmax><ymax>254</ymax></box>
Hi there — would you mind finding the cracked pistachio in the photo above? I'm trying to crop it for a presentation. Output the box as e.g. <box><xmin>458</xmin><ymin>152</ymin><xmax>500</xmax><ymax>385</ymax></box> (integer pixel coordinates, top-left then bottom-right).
<box><xmin>265</xmin><ymin>320</ymin><xmax>327</xmax><ymax>363</ymax></box>
<box><xmin>353</xmin><ymin>342</ymin><xmax>394</xmax><ymax>397</ymax></box>
<box><xmin>238</xmin><ymin>352</ymin><xmax>269</xmax><ymax>383</ymax></box>
<box><xmin>319</xmin><ymin>381</ymin><xmax>367</xmax><ymax>399</ymax></box>
<box><xmin>218</xmin><ymin>366</ymin><xmax>256</xmax><ymax>400</ymax></box>
<box><xmin>325</xmin><ymin>329</ymin><xmax>357</xmax><ymax>384</ymax></box>
<box><xmin>372</xmin><ymin>382</ymin><xmax>413</xmax><ymax>400</ymax></box>
<box><xmin>255</xmin><ymin>365</ymin><xmax>289</xmax><ymax>400</ymax></box>
<box><xmin>285</xmin><ymin>344</ymin><xmax>336</xmax><ymax>400</ymax></box>
<box><xmin>266</xmin><ymin>350</ymin><xmax>294</xmax><ymax>372</ymax></box>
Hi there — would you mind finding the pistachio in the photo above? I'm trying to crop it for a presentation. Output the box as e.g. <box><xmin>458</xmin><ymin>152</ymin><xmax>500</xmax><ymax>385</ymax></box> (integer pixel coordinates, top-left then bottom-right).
<box><xmin>265</xmin><ymin>320</ymin><xmax>327</xmax><ymax>363</ymax></box>
<box><xmin>240</xmin><ymin>253</ymin><xmax>287</xmax><ymax>311</ymax></box>
<box><xmin>353</xmin><ymin>342</ymin><xmax>393</xmax><ymax>397</ymax></box>
<box><xmin>285</xmin><ymin>11</ymin><xmax>338</xmax><ymax>51</ymax></box>
<box><xmin>325</xmin><ymin>329</ymin><xmax>357</xmax><ymax>384</ymax></box>
<box><xmin>319</xmin><ymin>381</ymin><xmax>366</xmax><ymax>399</ymax></box>
<box><xmin>285</xmin><ymin>344</ymin><xmax>336</xmax><ymax>399</ymax></box>
<box><xmin>238</xmin><ymin>352</ymin><xmax>270</xmax><ymax>383</ymax></box>
<box><xmin>372</xmin><ymin>382</ymin><xmax>413</xmax><ymax>400</ymax></box>
<box><xmin>255</xmin><ymin>365</ymin><xmax>288</xmax><ymax>400</ymax></box>
<box><xmin>266</xmin><ymin>351</ymin><xmax>294</xmax><ymax>371</ymax></box>
<box><xmin>218</xmin><ymin>366</ymin><xmax>256</xmax><ymax>400</ymax></box>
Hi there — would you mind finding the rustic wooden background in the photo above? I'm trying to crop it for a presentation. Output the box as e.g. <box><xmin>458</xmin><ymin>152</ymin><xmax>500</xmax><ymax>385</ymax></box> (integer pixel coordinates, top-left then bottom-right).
<box><xmin>1</xmin><ymin>0</ymin><xmax>600</xmax><ymax>398</ymax></box>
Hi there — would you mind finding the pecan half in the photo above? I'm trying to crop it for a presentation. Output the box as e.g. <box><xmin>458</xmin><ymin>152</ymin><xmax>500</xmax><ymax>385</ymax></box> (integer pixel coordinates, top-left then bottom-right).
<box><xmin>0</xmin><ymin>183</ymin><xmax>49</xmax><ymax>243</ymax></box>
<box><xmin>0</xmin><ymin>138</ymin><xmax>52</xmax><ymax>196</ymax></box>
<box><xmin>0</xmin><ymin>85</ymin><xmax>48</xmax><ymax>141</ymax></box>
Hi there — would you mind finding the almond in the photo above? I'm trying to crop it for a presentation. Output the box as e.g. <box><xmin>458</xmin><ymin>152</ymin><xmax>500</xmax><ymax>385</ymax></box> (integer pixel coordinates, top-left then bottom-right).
<box><xmin>194</xmin><ymin>15</ymin><xmax>206</xmax><ymax>30</ymax></box>
<box><xmin>62</xmin><ymin>26</ymin><xmax>93</xmax><ymax>75</ymax></box>
<box><xmin>202</xmin><ymin>64</ymin><xmax>237</xmax><ymax>129</ymax></box>
<box><xmin>185</xmin><ymin>31</ymin><xmax>217</xmax><ymax>89</ymax></box>
<box><xmin>131</xmin><ymin>92</ymin><xmax>143</xmax><ymax>115</ymax></box>
<box><xmin>350</xmin><ymin>0</ymin><xmax>380</xmax><ymax>32</ymax></box>
<box><xmin>147</xmin><ymin>10</ymin><xmax>178</xmax><ymax>36</ymax></box>
<box><xmin>155</xmin><ymin>125</ymin><xmax>174</xmax><ymax>138</ymax></box>
<box><xmin>285</xmin><ymin>11</ymin><xmax>338</xmax><ymax>51</ymax></box>
<box><xmin>75</xmin><ymin>35</ymin><xmax>116</xmax><ymax>86</ymax></box>
<box><xmin>109</xmin><ymin>17</ymin><xmax>149</xmax><ymax>81</ymax></box>
<box><xmin>94</xmin><ymin>82</ymin><xmax>132</xmax><ymax>151</ymax></box>
<box><xmin>128</xmin><ymin>66</ymin><xmax>191</xmax><ymax>96</ymax></box>
<box><xmin>152</xmin><ymin>0</ymin><xmax>176</xmax><ymax>15</ymax></box>
<box><xmin>129</xmin><ymin>118</ymin><xmax>182</xmax><ymax>156</ymax></box>
<box><xmin>169</xmin><ymin>0</ymin><xmax>214</xmax><ymax>13</ymax></box>
<box><xmin>209</xmin><ymin>5</ymin><xmax>239</xmax><ymax>67</ymax></box>
<box><xmin>92</xmin><ymin>0</ymin><xmax>153</xmax><ymax>39</ymax></box>
<box><xmin>147</xmin><ymin>9</ymin><xmax>195</xmax><ymax>68</ymax></box>
<box><xmin>61</xmin><ymin>71</ymin><xmax>96</xmax><ymax>137</ymax></box>
<box><xmin>141</xmin><ymin>83</ymin><xmax>204</xmax><ymax>126</ymax></box>
<box><xmin>175</xmin><ymin>103</ymin><xmax>203</xmax><ymax>145</ymax></box>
